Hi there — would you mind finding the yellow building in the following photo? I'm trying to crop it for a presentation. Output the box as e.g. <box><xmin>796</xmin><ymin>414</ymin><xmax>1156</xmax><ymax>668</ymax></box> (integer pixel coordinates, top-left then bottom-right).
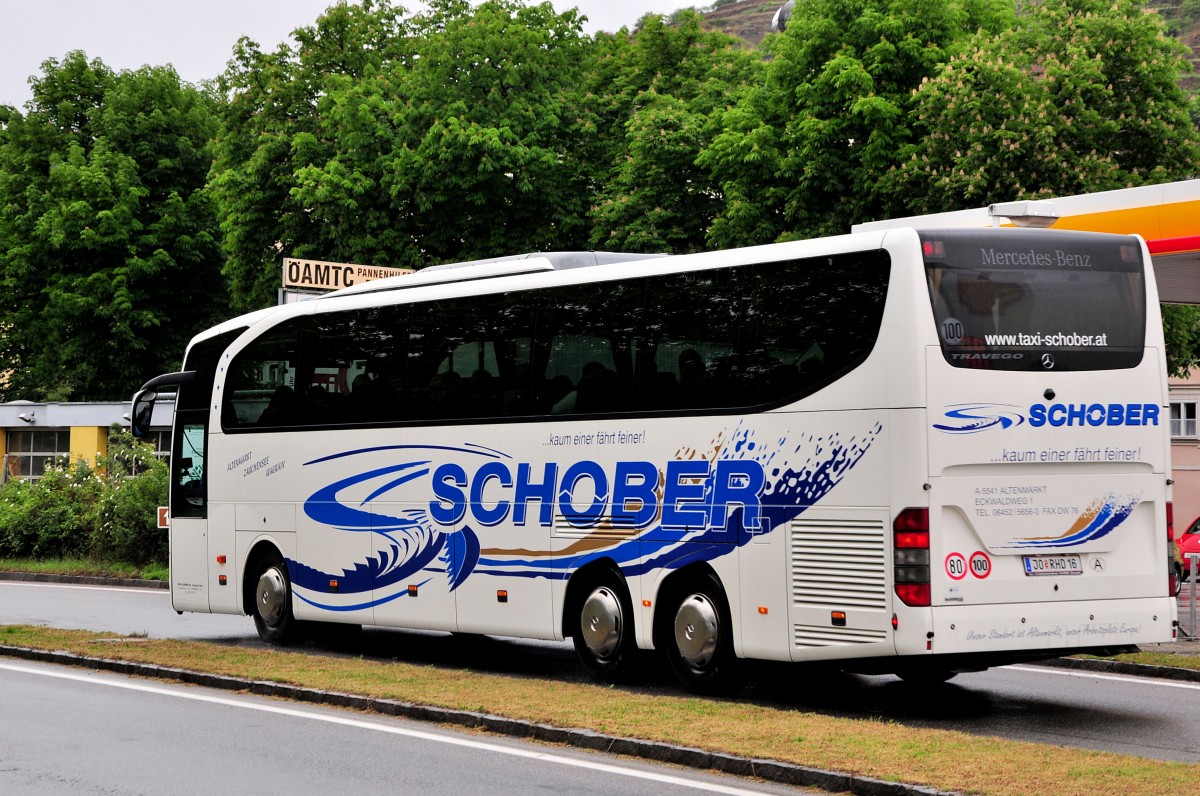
<box><xmin>0</xmin><ymin>399</ymin><xmax>172</xmax><ymax>482</ymax></box>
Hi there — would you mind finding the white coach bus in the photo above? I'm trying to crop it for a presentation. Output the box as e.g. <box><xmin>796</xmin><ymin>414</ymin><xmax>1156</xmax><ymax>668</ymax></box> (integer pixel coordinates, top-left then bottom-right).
<box><xmin>132</xmin><ymin>228</ymin><xmax>1179</xmax><ymax>691</ymax></box>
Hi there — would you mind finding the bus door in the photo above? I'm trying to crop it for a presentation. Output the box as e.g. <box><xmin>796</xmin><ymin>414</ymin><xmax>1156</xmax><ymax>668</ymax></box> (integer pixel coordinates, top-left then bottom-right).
<box><xmin>169</xmin><ymin>406</ymin><xmax>211</xmax><ymax>613</ymax></box>
<box><xmin>166</xmin><ymin>328</ymin><xmax>248</xmax><ymax>614</ymax></box>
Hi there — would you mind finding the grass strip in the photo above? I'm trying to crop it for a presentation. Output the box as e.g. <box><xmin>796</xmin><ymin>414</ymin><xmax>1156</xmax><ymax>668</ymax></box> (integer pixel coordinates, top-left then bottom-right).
<box><xmin>2</xmin><ymin>624</ymin><xmax>1197</xmax><ymax>796</ymax></box>
<box><xmin>1098</xmin><ymin>650</ymin><xmax>1200</xmax><ymax>671</ymax></box>
<box><xmin>0</xmin><ymin>558</ymin><xmax>167</xmax><ymax>581</ymax></box>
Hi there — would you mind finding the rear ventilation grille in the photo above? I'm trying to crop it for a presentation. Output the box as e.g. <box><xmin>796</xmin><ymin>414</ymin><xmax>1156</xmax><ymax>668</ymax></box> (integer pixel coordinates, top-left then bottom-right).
<box><xmin>790</xmin><ymin>517</ymin><xmax>887</xmax><ymax>610</ymax></box>
<box><xmin>793</xmin><ymin>625</ymin><xmax>888</xmax><ymax>648</ymax></box>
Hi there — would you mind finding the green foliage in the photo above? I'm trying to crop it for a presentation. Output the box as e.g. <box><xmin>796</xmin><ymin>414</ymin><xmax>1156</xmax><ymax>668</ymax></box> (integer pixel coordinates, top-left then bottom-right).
<box><xmin>1</xmin><ymin>0</ymin><xmax>1199</xmax><ymax>396</ymax></box>
<box><xmin>379</xmin><ymin>0</ymin><xmax>596</xmax><ymax>263</ymax></box>
<box><xmin>587</xmin><ymin>13</ymin><xmax>763</xmax><ymax>253</ymax></box>
<box><xmin>700</xmin><ymin>0</ymin><xmax>1015</xmax><ymax>246</ymax></box>
<box><xmin>209</xmin><ymin>0</ymin><xmax>416</xmax><ymax>310</ymax></box>
<box><xmin>0</xmin><ymin>460</ymin><xmax>100</xmax><ymax>559</ymax></box>
<box><xmin>0</xmin><ymin>52</ymin><xmax>227</xmax><ymax>400</ymax></box>
<box><xmin>887</xmin><ymin>0</ymin><xmax>1200</xmax><ymax>213</ymax></box>
<box><xmin>212</xmin><ymin>0</ymin><xmax>598</xmax><ymax>311</ymax></box>
<box><xmin>0</xmin><ymin>427</ymin><xmax>167</xmax><ymax>566</ymax></box>
<box><xmin>1163</xmin><ymin>304</ymin><xmax>1200</xmax><ymax>377</ymax></box>
<box><xmin>590</xmin><ymin>93</ymin><xmax>717</xmax><ymax>253</ymax></box>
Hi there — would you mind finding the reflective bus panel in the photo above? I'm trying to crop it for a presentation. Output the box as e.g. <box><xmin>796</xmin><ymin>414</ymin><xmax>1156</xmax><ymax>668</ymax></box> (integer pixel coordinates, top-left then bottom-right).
<box><xmin>134</xmin><ymin>228</ymin><xmax>1177</xmax><ymax>692</ymax></box>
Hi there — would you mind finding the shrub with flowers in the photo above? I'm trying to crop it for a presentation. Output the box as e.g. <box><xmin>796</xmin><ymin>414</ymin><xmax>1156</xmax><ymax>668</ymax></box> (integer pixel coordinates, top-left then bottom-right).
<box><xmin>0</xmin><ymin>427</ymin><xmax>168</xmax><ymax>565</ymax></box>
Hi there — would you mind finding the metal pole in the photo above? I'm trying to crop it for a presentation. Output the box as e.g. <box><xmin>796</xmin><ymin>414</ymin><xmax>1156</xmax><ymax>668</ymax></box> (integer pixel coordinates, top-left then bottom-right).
<box><xmin>1189</xmin><ymin>554</ymin><xmax>1199</xmax><ymax>640</ymax></box>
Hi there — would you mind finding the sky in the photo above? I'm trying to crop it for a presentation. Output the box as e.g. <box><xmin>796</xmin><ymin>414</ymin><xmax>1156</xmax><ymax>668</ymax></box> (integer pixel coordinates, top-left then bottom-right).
<box><xmin>0</xmin><ymin>0</ymin><xmax>690</xmax><ymax>108</ymax></box>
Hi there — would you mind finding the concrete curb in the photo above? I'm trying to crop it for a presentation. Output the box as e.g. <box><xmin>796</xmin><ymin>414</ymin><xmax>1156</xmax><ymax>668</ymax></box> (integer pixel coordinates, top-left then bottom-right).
<box><xmin>0</xmin><ymin>571</ymin><xmax>168</xmax><ymax>589</ymax></box>
<box><xmin>1036</xmin><ymin>653</ymin><xmax>1200</xmax><ymax>682</ymax></box>
<box><xmin>0</xmin><ymin>643</ymin><xmax>957</xmax><ymax>796</ymax></box>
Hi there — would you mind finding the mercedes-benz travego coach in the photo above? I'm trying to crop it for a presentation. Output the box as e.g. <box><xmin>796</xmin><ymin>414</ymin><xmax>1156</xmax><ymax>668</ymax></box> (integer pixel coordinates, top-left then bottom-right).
<box><xmin>132</xmin><ymin>228</ymin><xmax>1178</xmax><ymax>692</ymax></box>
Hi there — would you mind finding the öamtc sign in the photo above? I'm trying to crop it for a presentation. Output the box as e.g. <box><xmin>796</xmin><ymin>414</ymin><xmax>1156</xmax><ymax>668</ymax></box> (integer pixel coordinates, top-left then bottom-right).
<box><xmin>283</xmin><ymin>258</ymin><xmax>412</xmax><ymax>291</ymax></box>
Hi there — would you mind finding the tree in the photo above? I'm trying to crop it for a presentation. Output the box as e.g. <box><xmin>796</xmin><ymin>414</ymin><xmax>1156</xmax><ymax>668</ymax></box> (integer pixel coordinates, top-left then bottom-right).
<box><xmin>209</xmin><ymin>0</ymin><xmax>414</xmax><ymax>311</ymax></box>
<box><xmin>374</xmin><ymin>0</ymin><xmax>596</xmax><ymax>262</ymax></box>
<box><xmin>879</xmin><ymin>0</ymin><xmax>1200</xmax><ymax>375</ymax></box>
<box><xmin>589</xmin><ymin>93</ymin><xmax>720</xmax><ymax>253</ymax></box>
<box><xmin>1164</xmin><ymin>304</ymin><xmax>1200</xmax><ymax>377</ymax></box>
<box><xmin>887</xmin><ymin>0</ymin><xmax>1200</xmax><ymax>214</ymax></box>
<box><xmin>212</xmin><ymin>0</ymin><xmax>598</xmax><ymax>311</ymax></box>
<box><xmin>0</xmin><ymin>53</ymin><xmax>225</xmax><ymax>400</ymax></box>
<box><xmin>587</xmin><ymin>12</ymin><xmax>763</xmax><ymax>253</ymax></box>
<box><xmin>699</xmin><ymin>0</ymin><xmax>1014</xmax><ymax>247</ymax></box>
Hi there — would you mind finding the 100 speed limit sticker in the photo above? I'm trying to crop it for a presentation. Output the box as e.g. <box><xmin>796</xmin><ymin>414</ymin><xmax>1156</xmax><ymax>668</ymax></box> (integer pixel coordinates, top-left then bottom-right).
<box><xmin>944</xmin><ymin>551</ymin><xmax>991</xmax><ymax>580</ymax></box>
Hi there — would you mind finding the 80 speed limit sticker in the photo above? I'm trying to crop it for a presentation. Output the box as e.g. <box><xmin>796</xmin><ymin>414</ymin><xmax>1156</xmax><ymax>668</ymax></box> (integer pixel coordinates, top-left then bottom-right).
<box><xmin>945</xmin><ymin>552</ymin><xmax>967</xmax><ymax>580</ymax></box>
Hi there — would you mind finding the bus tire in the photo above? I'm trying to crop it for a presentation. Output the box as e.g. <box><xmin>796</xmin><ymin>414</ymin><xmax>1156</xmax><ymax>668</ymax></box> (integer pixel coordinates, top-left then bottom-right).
<box><xmin>660</xmin><ymin>572</ymin><xmax>741</xmax><ymax>695</ymax></box>
<box><xmin>572</xmin><ymin>570</ymin><xmax>638</xmax><ymax>683</ymax></box>
<box><xmin>252</xmin><ymin>553</ymin><xmax>298</xmax><ymax>644</ymax></box>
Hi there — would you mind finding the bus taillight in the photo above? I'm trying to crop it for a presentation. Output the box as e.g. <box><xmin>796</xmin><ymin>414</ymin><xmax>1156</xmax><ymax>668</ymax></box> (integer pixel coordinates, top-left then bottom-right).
<box><xmin>894</xmin><ymin>508</ymin><xmax>931</xmax><ymax>607</ymax></box>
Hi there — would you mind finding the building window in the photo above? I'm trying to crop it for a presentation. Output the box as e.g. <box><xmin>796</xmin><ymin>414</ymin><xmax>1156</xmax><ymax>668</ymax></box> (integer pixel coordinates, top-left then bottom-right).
<box><xmin>1171</xmin><ymin>401</ymin><xmax>1198</xmax><ymax>439</ymax></box>
<box><xmin>144</xmin><ymin>428</ymin><xmax>171</xmax><ymax>460</ymax></box>
<box><xmin>3</xmin><ymin>429</ymin><xmax>70</xmax><ymax>482</ymax></box>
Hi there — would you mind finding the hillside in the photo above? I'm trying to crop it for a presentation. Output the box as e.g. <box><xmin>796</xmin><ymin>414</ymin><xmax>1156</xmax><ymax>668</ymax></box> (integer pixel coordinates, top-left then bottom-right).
<box><xmin>698</xmin><ymin>0</ymin><xmax>778</xmax><ymax>46</ymax></box>
<box><xmin>698</xmin><ymin>0</ymin><xmax>1200</xmax><ymax>87</ymax></box>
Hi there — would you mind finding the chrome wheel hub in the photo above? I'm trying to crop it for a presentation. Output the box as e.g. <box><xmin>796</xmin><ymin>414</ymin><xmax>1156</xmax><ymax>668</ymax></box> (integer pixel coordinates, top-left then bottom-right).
<box><xmin>256</xmin><ymin>567</ymin><xmax>288</xmax><ymax>626</ymax></box>
<box><xmin>674</xmin><ymin>594</ymin><xmax>719</xmax><ymax>668</ymax></box>
<box><xmin>580</xmin><ymin>586</ymin><xmax>623</xmax><ymax>658</ymax></box>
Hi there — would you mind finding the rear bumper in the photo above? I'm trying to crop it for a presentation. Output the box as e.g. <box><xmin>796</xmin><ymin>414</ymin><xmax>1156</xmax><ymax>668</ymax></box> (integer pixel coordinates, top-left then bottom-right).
<box><xmin>914</xmin><ymin>596</ymin><xmax>1177</xmax><ymax>657</ymax></box>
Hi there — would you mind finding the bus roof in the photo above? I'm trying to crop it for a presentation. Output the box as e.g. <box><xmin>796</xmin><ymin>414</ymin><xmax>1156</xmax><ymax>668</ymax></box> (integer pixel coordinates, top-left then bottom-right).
<box><xmin>321</xmin><ymin>251</ymin><xmax>666</xmax><ymax>299</ymax></box>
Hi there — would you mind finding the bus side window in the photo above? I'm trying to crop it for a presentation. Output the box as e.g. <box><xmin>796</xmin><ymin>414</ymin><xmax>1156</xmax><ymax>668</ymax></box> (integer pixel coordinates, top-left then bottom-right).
<box><xmin>742</xmin><ymin>253</ymin><xmax>889</xmax><ymax>400</ymax></box>
<box><xmin>642</xmin><ymin>269</ymin><xmax>739</xmax><ymax>410</ymax></box>
<box><xmin>536</xmin><ymin>280</ymin><xmax>641</xmax><ymax>416</ymax></box>
<box><xmin>409</xmin><ymin>293</ymin><xmax>536</xmax><ymax>422</ymax></box>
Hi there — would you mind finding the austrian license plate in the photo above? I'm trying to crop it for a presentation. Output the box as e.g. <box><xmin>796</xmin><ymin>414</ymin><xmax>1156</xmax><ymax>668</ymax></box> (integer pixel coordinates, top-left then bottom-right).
<box><xmin>1023</xmin><ymin>554</ymin><xmax>1083</xmax><ymax>576</ymax></box>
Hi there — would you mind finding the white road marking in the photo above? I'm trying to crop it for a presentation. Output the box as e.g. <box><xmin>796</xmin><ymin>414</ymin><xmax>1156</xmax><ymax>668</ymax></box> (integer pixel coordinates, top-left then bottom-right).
<box><xmin>0</xmin><ymin>661</ymin><xmax>778</xmax><ymax>795</ymax></box>
<box><xmin>1006</xmin><ymin>664</ymin><xmax>1200</xmax><ymax>690</ymax></box>
<box><xmin>0</xmin><ymin>581</ymin><xmax>163</xmax><ymax>595</ymax></box>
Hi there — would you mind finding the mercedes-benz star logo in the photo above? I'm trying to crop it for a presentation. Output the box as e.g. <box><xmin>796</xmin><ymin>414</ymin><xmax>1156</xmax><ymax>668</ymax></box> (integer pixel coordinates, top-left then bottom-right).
<box><xmin>1041</xmin><ymin>353</ymin><xmax>1055</xmax><ymax>370</ymax></box>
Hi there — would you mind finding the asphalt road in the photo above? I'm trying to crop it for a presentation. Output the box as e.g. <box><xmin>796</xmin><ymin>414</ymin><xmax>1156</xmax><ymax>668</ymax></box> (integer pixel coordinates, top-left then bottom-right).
<box><xmin>3</xmin><ymin>580</ymin><xmax>1199</xmax><ymax>764</ymax></box>
<box><xmin>0</xmin><ymin>657</ymin><xmax>811</xmax><ymax>796</ymax></box>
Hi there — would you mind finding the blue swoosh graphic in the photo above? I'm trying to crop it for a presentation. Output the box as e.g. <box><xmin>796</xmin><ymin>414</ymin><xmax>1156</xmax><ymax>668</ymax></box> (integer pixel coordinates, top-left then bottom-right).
<box><xmin>933</xmin><ymin>404</ymin><xmax>1025</xmax><ymax>434</ymax></box>
<box><xmin>288</xmin><ymin>429</ymin><xmax>881</xmax><ymax>609</ymax></box>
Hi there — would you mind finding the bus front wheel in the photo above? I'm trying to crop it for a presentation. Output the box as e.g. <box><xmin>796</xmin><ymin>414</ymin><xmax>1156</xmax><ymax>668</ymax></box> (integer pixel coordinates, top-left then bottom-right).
<box><xmin>252</xmin><ymin>555</ymin><xmax>298</xmax><ymax>644</ymax></box>
<box><xmin>660</xmin><ymin>573</ymin><xmax>740</xmax><ymax>695</ymax></box>
<box><xmin>572</xmin><ymin>571</ymin><xmax>638</xmax><ymax>683</ymax></box>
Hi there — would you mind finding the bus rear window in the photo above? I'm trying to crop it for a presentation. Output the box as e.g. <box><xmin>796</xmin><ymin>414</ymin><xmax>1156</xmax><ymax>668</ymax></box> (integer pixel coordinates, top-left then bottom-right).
<box><xmin>921</xmin><ymin>230</ymin><xmax>1146</xmax><ymax>371</ymax></box>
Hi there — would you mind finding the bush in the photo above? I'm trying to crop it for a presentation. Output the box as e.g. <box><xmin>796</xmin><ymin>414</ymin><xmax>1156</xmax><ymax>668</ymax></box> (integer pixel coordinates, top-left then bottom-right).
<box><xmin>94</xmin><ymin>437</ymin><xmax>169</xmax><ymax>565</ymax></box>
<box><xmin>0</xmin><ymin>459</ymin><xmax>99</xmax><ymax>559</ymax></box>
<box><xmin>0</xmin><ymin>477</ymin><xmax>44</xmax><ymax>557</ymax></box>
<box><xmin>0</xmin><ymin>427</ymin><xmax>168</xmax><ymax>566</ymax></box>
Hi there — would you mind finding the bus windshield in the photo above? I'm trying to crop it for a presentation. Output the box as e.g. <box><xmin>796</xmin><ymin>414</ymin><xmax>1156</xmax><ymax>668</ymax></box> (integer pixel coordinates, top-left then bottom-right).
<box><xmin>922</xmin><ymin>229</ymin><xmax>1145</xmax><ymax>371</ymax></box>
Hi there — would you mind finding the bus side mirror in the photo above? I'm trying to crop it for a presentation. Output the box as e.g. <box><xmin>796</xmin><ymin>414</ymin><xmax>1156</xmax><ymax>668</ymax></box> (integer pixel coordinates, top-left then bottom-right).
<box><xmin>130</xmin><ymin>390</ymin><xmax>157</xmax><ymax>438</ymax></box>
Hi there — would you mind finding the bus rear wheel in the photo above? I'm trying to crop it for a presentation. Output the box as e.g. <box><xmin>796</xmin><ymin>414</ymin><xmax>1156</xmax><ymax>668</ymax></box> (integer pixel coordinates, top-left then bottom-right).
<box><xmin>252</xmin><ymin>554</ymin><xmax>298</xmax><ymax>644</ymax></box>
<box><xmin>660</xmin><ymin>573</ymin><xmax>740</xmax><ymax>695</ymax></box>
<box><xmin>572</xmin><ymin>571</ymin><xmax>638</xmax><ymax>683</ymax></box>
